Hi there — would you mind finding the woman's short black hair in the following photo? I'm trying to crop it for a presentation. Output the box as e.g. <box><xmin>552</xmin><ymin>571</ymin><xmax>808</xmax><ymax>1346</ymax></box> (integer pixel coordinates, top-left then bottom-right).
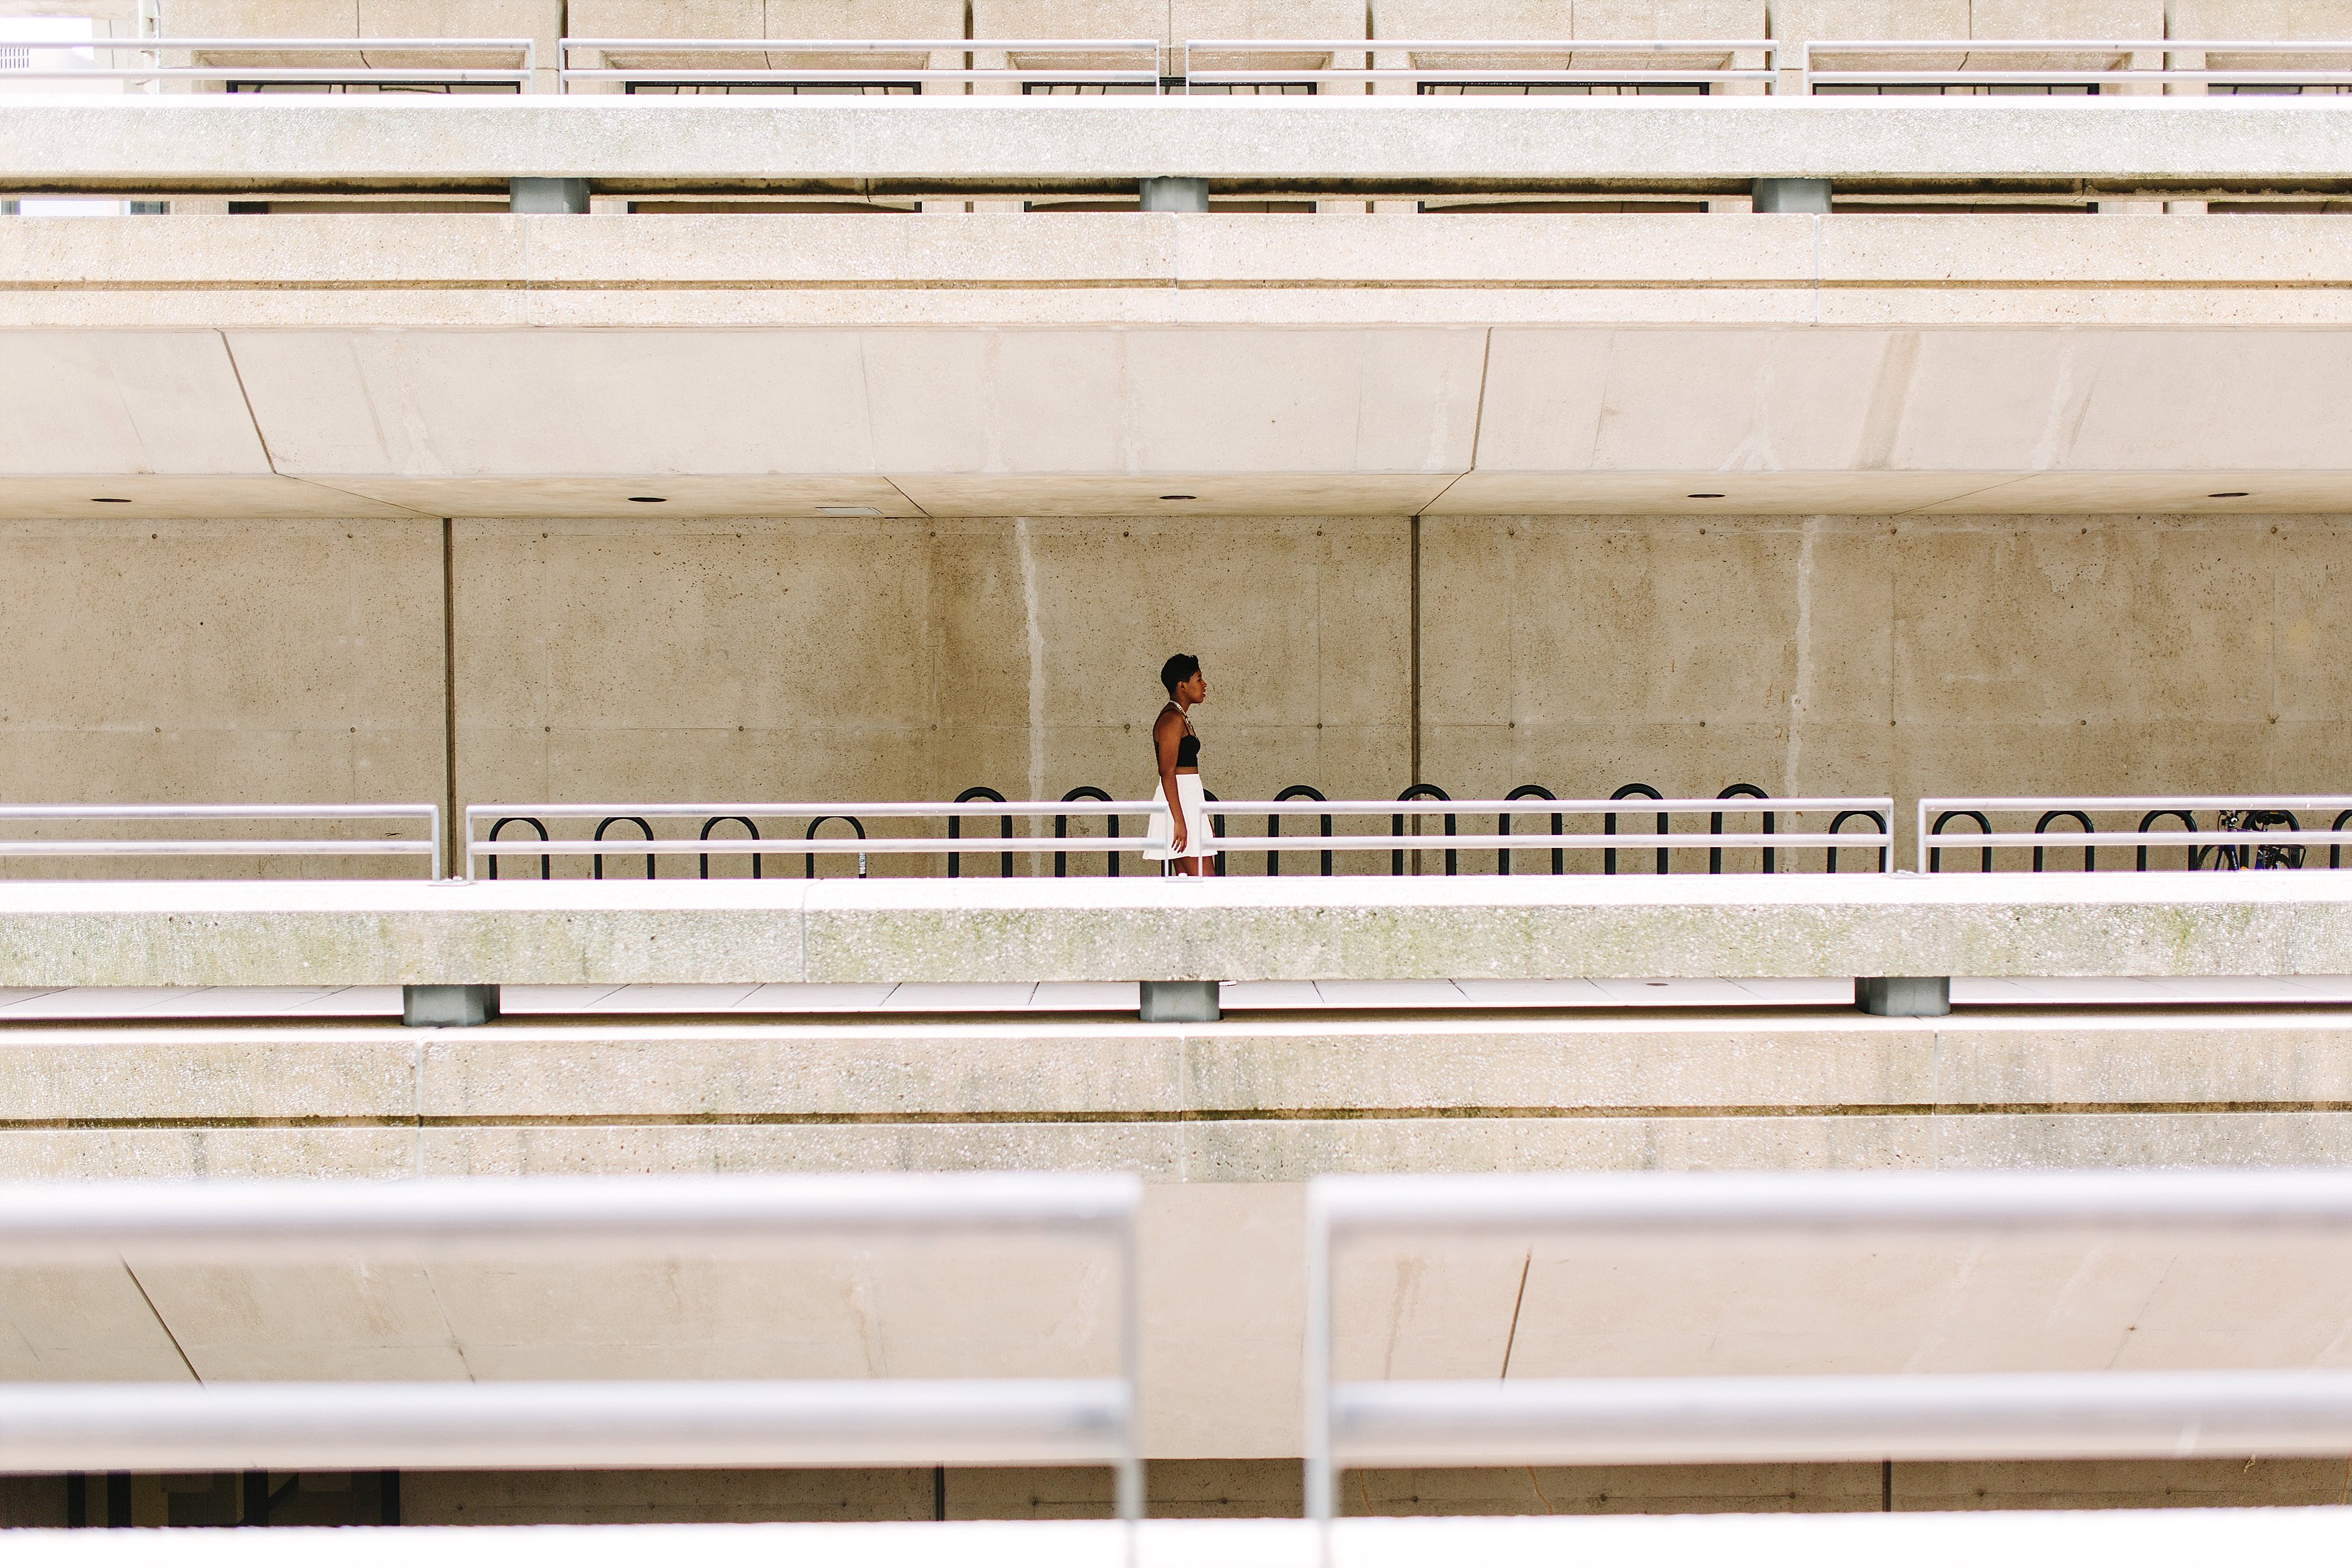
<box><xmin>1160</xmin><ymin>653</ymin><xmax>1200</xmax><ymax>697</ymax></box>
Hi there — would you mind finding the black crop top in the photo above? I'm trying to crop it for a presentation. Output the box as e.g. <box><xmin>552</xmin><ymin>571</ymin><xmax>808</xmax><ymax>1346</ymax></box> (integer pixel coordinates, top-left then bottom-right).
<box><xmin>1161</xmin><ymin>705</ymin><xmax>1201</xmax><ymax>769</ymax></box>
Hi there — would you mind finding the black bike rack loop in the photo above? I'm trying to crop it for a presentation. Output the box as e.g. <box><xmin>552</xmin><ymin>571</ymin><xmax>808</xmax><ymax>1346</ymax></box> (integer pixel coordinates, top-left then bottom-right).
<box><xmin>2031</xmin><ymin>809</ymin><xmax>2096</xmax><ymax>873</ymax></box>
<box><xmin>698</xmin><ymin>815</ymin><xmax>763</xmax><ymax>881</ymax></box>
<box><xmin>1054</xmin><ymin>787</ymin><xmax>1118</xmax><ymax>879</ymax></box>
<box><xmin>2137</xmin><ymin>809</ymin><xmax>2198</xmax><ymax>873</ymax></box>
<box><xmin>1501</xmin><ymin>784</ymin><xmax>1562</xmax><ymax>877</ymax></box>
<box><xmin>1927</xmin><ymin>809</ymin><xmax>1993</xmax><ymax>873</ymax></box>
<box><xmin>1605</xmin><ymin>783</ymin><xmax>1667</xmax><ymax>876</ymax></box>
<box><xmin>1710</xmin><ymin>783</ymin><xmax>1775</xmax><ymax>875</ymax></box>
<box><xmin>947</xmin><ymin>787</ymin><xmax>1012</xmax><ymax>879</ymax></box>
<box><xmin>1393</xmin><ymin>784</ymin><xmax>1457</xmax><ymax>876</ymax></box>
<box><xmin>485</xmin><ymin>815</ymin><xmax>550</xmax><ymax>881</ymax></box>
<box><xmin>1826</xmin><ymin>808</ymin><xmax>1890</xmax><ymax>874</ymax></box>
<box><xmin>1204</xmin><ymin>789</ymin><xmax>1228</xmax><ymax>877</ymax></box>
<box><xmin>593</xmin><ymin>815</ymin><xmax>655</xmax><ymax>881</ymax></box>
<box><xmin>2334</xmin><ymin>809</ymin><xmax>2352</xmax><ymax>871</ymax></box>
<box><xmin>1271</xmin><ymin>785</ymin><xmax>1333</xmax><ymax>877</ymax></box>
<box><xmin>803</xmin><ymin>815</ymin><xmax>868</xmax><ymax>881</ymax></box>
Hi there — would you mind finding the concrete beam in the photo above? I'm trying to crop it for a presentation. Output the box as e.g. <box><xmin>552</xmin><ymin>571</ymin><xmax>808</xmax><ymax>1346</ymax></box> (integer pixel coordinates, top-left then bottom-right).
<box><xmin>4</xmin><ymin>99</ymin><xmax>2352</xmax><ymax>196</ymax></box>
<box><xmin>1</xmin><ymin>874</ymin><xmax>2351</xmax><ymax>988</ymax></box>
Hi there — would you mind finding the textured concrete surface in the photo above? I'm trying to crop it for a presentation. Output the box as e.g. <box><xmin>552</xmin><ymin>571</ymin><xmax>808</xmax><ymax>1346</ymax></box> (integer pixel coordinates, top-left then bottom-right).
<box><xmin>4</xmin><ymin>872</ymin><xmax>2352</xmax><ymax>986</ymax></box>
<box><xmin>13</xmin><ymin>311</ymin><xmax>2352</xmax><ymax>518</ymax></box>
<box><xmin>8</xmin><ymin>97</ymin><xmax>2352</xmax><ymax>191</ymax></box>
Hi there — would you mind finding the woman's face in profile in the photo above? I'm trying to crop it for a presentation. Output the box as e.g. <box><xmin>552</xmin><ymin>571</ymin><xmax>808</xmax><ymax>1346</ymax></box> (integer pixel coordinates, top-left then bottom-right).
<box><xmin>1180</xmin><ymin>670</ymin><xmax>1208</xmax><ymax>705</ymax></box>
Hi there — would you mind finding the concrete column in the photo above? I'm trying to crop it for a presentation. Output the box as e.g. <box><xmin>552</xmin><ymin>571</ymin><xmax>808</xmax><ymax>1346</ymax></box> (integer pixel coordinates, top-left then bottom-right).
<box><xmin>509</xmin><ymin>178</ymin><xmax>589</xmax><ymax>214</ymax></box>
<box><xmin>1140</xmin><ymin>981</ymin><xmax>1220</xmax><ymax>1022</ymax></box>
<box><xmin>1752</xmin><ymin>178</ymin><xmax>1831</xmax><ymax>213</ymax></box>
<box><xmin>1139</xmin><ymin>177</ymin><xmax>1210</xmax><ymax>212</ymax></box>
<box><xmin>1856</xmin><ymin>977</ymin><xmax>1950</xmax><ymax>1017</ymax></box>
<box><xmin>404</xmin><ymin>985</ymin><xmax>501</xmax><ymax>1027</ymax></box>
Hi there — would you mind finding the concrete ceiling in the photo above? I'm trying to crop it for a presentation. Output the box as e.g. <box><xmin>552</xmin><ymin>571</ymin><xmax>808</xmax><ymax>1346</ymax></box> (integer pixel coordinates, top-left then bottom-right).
<box><xmin>7</xmin><ymin>324</ymin><xmax>2351</xmax><ymax>519</ymax></box>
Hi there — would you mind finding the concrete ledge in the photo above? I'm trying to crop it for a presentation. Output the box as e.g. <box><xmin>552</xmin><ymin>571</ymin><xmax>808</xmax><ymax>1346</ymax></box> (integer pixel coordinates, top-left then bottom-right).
<box><xmin>5</xmin><ymin>98</ymin><xmax>2352</xmax><ymax>194</ymax></box>
<box><xmin>1</xmin><ymin>873</ymin><xmax>2351</xmax><ymax>987</ymax></box>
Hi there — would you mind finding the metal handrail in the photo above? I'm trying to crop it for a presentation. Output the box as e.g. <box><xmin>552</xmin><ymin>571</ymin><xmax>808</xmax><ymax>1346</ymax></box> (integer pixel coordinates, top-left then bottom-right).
<box><xmin>0</xmin><ymin>1174</ymin><xmax>1143</xmax><ymax>1514</ymax></box>
<box><xmin>0</xmin><ymin>35</ymin><xmax>534</xmax><ymax>87</ymax></box>
<box><xmin>1802</xmin><ymin>37</ymin><xmax>2352</xmax><ymax>93</ymax></box>
<box><xmin>0</xmin><ymin>803</ymin><xmax>439</xmax><ymax>878</ymax></box>
<box><xmin>1918</xmin><ymin>795</ymin><xmax>2352</xmax><ymax>873</ymax></box>
<box><xmin>460</xmin><ymin>796</ymin><xmax>1891</xmax><ymax>879</ymax></box>
<box><xmin>1184</xmin><ymin>37</ymin><xmax>1776</xmax><ymax>92</ymax></box>
<box><xmin>1305</xmin><ymin>1169</ymin><xmax>2352</xmax><ymax>1519</ymax></box>
<box><xmin>559</xmin><ymin>36</ymin><xmax>1159</xmax><ymax>93</ymax></box>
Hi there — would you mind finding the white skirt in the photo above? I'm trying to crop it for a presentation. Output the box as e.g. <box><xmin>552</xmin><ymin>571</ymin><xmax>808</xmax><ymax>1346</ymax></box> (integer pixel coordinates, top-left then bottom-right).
<box><xmin>1144</xmin><ymin>773</ymin><xmax>1218</xmax><ymax>862</ymax></box>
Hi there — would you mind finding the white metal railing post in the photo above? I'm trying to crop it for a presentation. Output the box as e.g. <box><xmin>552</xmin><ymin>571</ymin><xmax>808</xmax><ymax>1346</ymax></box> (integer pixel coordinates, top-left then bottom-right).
<box><xmin>1304</xmin><ymin>1186</ymin><xmax>1336</xmax><ymax>1524</ymax></box>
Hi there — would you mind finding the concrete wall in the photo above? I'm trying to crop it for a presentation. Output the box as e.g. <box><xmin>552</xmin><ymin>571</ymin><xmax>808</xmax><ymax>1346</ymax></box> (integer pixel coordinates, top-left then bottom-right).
<box><xmin>0</xmin><ymin>517</ymin><xmax>442</xmax><ymax>875</ymax></box>
<box><xmin>1422</xmin><ymin>513</ymin><xmax>2352</xmax><ymax>840</ymax></box>
<box><xmin>7</xmin><ymin>511</ymin><xmax>2346</xmax><ymax>848</ymax></box>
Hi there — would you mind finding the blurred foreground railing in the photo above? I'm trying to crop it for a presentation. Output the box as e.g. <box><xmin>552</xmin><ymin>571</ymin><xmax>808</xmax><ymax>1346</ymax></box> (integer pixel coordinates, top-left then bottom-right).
<box><xmin>1305</xmin><ymin>1169</ymin><xmax>2352</xmax><ymax>1520</ymax></box>
<box><xmin>0</xmin><ymin>1174</ymin><xmax>1142</xmax><ymax>1513</ymax></box>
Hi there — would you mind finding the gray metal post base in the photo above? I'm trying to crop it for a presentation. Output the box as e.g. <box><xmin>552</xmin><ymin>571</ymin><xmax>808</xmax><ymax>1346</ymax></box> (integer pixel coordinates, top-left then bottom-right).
<box><xmin>1140</xmin><ymin>980</ymin><xmax>1221</xmax><ymax>1022</ymax></box>
<box><xmin>1752</xmin><ymin>177</ymin><xmax>1832</xmax><ymax>213</ymax></box>
<box><xmin>509</xmin><ymin>177</ymin><xmax>590</xmax><ymax>214</ymax></box>
<box><xmin>1855</xmin><ymin>977</ymin><xmax>1951</xmax><ymax>1017</ymax></box>
<box><xmin>1138</xmin><ymin>177</ymin><xmax>1210</xmax><ymax>212</ymax></box>
<box><xmin>403</xmin><ymin>985</ymin><xmax>501</xmax><ymax>1027</ymax></box>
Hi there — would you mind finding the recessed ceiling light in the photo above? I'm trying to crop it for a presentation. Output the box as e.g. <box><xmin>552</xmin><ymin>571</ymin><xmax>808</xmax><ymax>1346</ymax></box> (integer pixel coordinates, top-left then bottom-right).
<box><xmin>628</xmin><ymin>496</ymin><xmax>667</xmax><ymax>503</ymax></box>
<box><xmin>1159</xmin><ymin>494</ymin><xmax>1197</xmax><ymax>501</ymax></box>
<box><xmin>815</xmin><ymin>505</ymin><xmax>881</xmax><ymax>516</ymax></box>
<box><xmin>91</xmin><ymin>496</ymin><xmax>131</xmax><ymax>504</ymax></box>
<box><xmin>2209</xmin><ymin>491</ymin><xmax>2249</xmax><ymax>498</ymax></box>
<box><xmin>1687</xmin><ymin>493</ymin><xmax>1725</xmax><ymax>499</ymax></box>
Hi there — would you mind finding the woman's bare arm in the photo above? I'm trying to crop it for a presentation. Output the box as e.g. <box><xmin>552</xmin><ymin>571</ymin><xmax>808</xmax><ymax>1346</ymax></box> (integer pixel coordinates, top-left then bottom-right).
<box><xmin>1154</xmin><ymin>708</ymin><xmax>1189</xmax><ymax>854</ymax></box>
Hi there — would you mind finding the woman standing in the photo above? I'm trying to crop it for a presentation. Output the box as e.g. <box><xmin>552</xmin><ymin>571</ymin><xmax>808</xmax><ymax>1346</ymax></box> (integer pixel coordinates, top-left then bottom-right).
<box><xmin>1147</xmin><ymin>654</ymin><xmax>1217</xmax><ymax>876</ymax></box>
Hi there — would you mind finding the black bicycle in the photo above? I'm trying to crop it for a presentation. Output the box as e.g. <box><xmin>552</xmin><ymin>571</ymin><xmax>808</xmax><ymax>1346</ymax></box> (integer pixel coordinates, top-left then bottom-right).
<box><xmin>2206</xmin><ymin>808</ymin><xmax>2305</xmax><ymax>870</ymax></box>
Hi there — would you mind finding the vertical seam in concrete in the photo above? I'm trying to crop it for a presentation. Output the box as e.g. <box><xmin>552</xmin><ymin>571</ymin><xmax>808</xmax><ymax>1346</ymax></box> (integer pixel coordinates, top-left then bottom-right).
<box><xmin>441</xmin><ymin>519</ymin><xmax>459</xmax><ymax>881</ymax></box>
